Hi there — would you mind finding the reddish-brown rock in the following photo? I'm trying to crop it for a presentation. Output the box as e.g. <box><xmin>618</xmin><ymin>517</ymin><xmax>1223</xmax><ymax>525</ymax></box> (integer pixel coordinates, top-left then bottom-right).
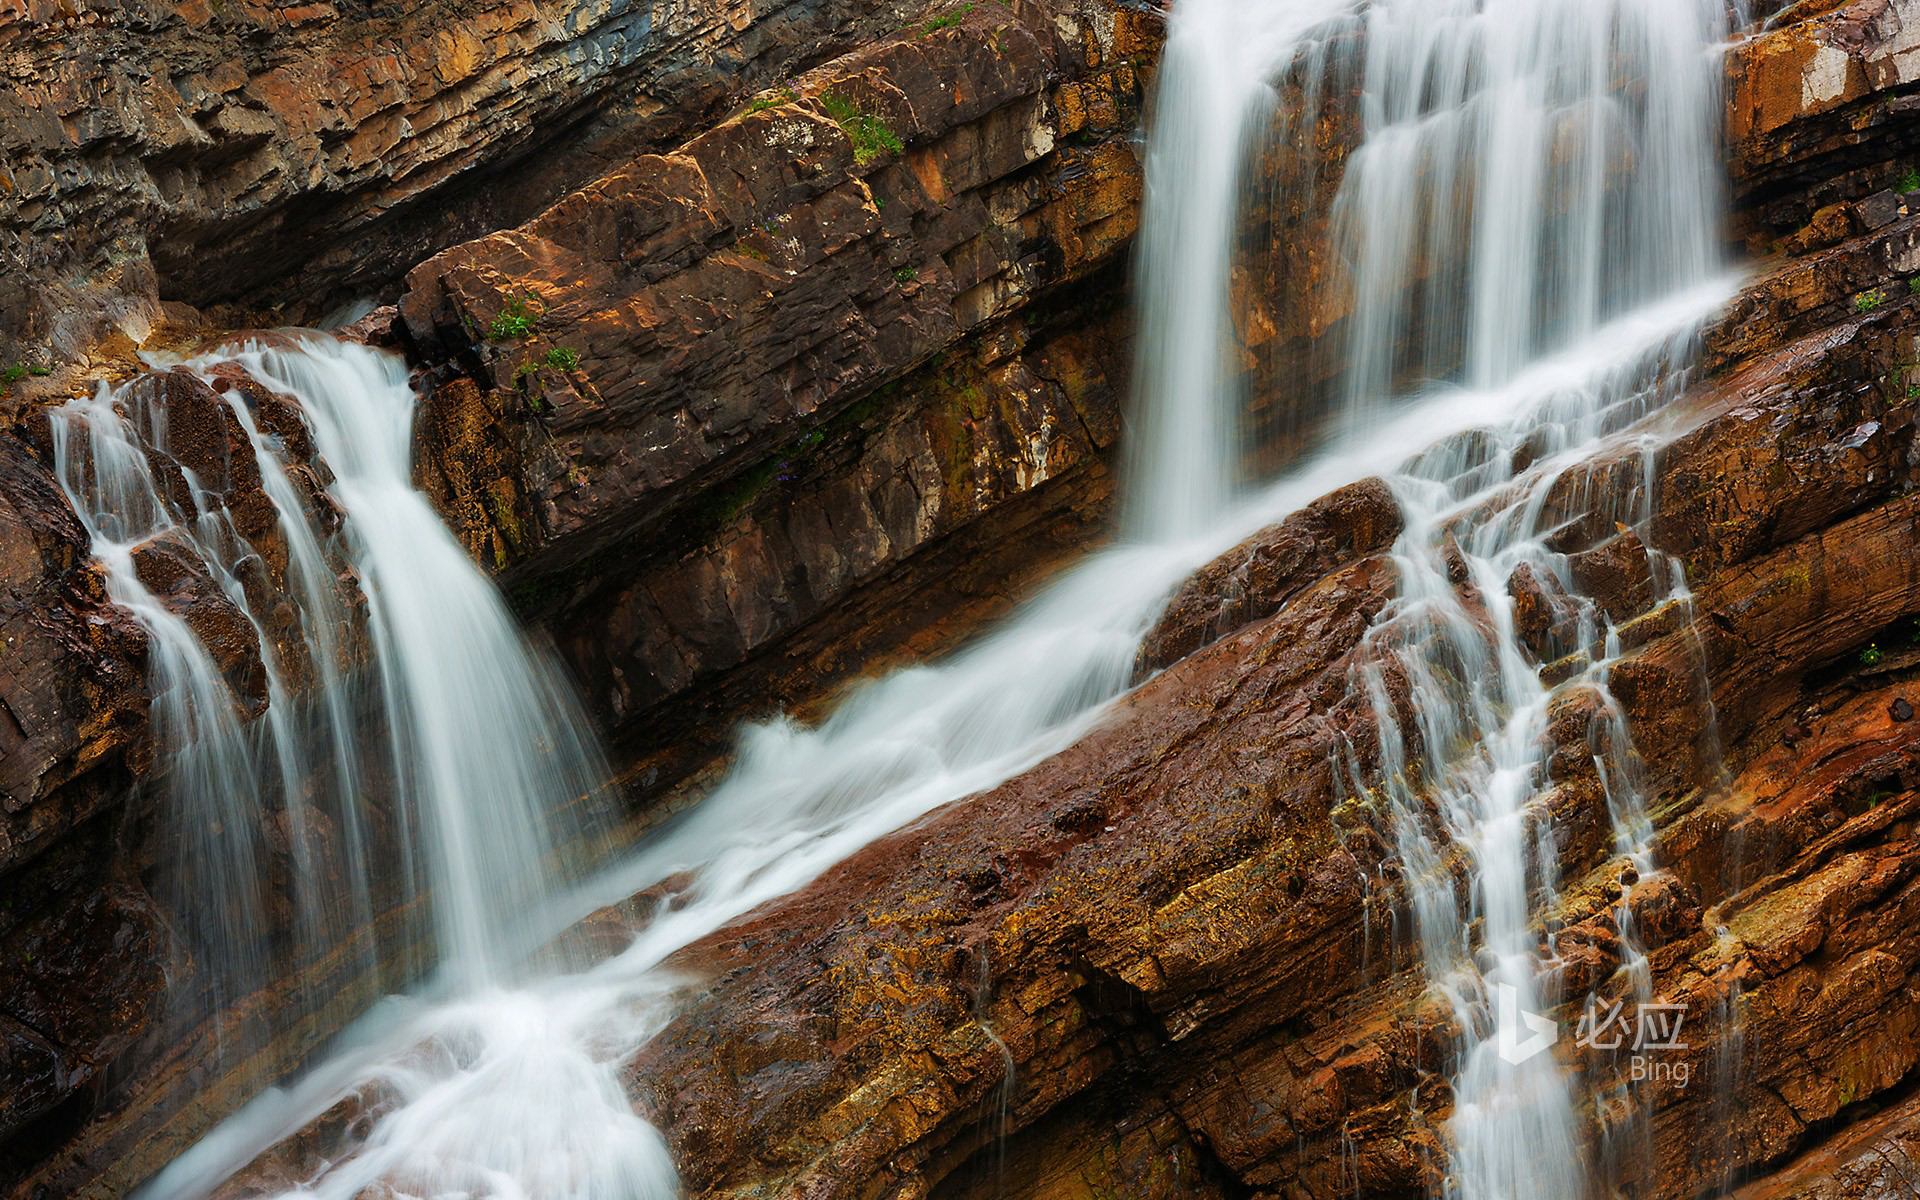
<box><xmin>17</xmin><ymin>3</ymin><xmax>1920</xmax><ymax>1199</ymax></box>
<box><xmin>0</xmin><ymin>0</ymin><xmax>966</xmax><ymax>384</ymax></box>
<box><xmin>395</xmin><ymin>0</ymin><xmax>1155</xmax><ymax>787</ymax></box>
<box><xmin>0</xmin><ymin>362</ymin><xmax>380</xmax><ymax>1186</ymax></box>
<box><xmin>1137</xmin><ymin>477</ymin><xmax>1403</xmax><ymax>674</ymax></box>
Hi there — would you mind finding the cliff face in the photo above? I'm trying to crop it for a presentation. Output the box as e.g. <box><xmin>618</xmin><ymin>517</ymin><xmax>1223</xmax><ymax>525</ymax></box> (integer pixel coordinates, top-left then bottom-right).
<box><xmin>4</xmin><ymin>0</ymin><xmax>1920</xmax><ymax>1198</ymax></box>
<box><xmin>0</xmin><ymin>0</ymin><xmax>962</xmax><ymax>368</ymax></box>
<box><xmin>393</xmin><ymin>0</ymin><xmax>1153</xmax><ymax>782</ymax></box>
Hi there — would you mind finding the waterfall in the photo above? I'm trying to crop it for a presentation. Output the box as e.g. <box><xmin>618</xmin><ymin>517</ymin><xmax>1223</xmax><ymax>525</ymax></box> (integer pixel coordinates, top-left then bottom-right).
<box><xmin>50</xmin><ymin>335</ymin><xmax>612</xmax><ymax>1041</ymax></box>
<box><xmin>1330</xmin><ymin>0</ymin><xmax>1724</xmax><ymax>416</ymax></box>
<box><xmin>1322</xmin><ymin>2</ymin><xmax>1730</xmax><ymax>1197</ymax></box>
<box><xmin>1123</xmin><ymin>0</ymin><xmax>1353</xmax><ymax>540</ymax></box>
<box><xmin>139</xmin><ymin>0</ymin><xmax>1739</xmax><ymax>1195</ymax></box>
<box><xmin>223</xmin><ymin>339</ymin><xmax>613</xmax><ymax>989</ymax></box>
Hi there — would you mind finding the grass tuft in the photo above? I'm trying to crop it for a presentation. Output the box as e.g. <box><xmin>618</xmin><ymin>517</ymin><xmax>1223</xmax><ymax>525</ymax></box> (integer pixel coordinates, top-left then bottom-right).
<box><xmin>489</xmin><ymin>295</ymin><xmax>542</xmax><ymax>341</ymax></box>
<box><xmin>820</xmin><ymin>90</ymin><xmax>904</xmax><ymax>165</ymax></box>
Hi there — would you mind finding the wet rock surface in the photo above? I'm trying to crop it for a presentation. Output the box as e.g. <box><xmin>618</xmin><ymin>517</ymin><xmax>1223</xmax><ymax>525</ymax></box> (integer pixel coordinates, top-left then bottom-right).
<box><xmin>0</xmin><ymin>362</ymin><xmax>382</xmax><ymax>1187</ymax></box>
<box><xmin>603</xmin><ymin>224</ymin><xmax>1920</xmax><ymax>1200</ymax></box>
<box><xmin>537</xmin><ymin>9</ymin><xmax>1920</xmax><ymax>1200</ymax></box>
<box><xmin>1136</xmin><ymin>477</ymin><xmax>1403</xmax><ymax>675</ymax></box>
<box><xmin>396</xmin><ymin>0</ymin><xmax>1154</xmax><ymax>787</ymax></box>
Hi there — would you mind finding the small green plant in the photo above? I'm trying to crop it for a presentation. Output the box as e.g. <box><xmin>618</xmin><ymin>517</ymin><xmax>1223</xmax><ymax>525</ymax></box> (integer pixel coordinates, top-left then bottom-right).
<box><xmin>1854</xmin><ymin>288</ymin><xmax>1887</xmax><ymax>314</ymax></box>
<box><xmin>488</xmin><ymin>295</ymin><xmax>541</xmax><ymax>341</ymax></box>
<box><xmin>746</xmin><ymin>86</ymin><xmax>798</xmax><ymax>115</ymax></box>
<box><xmin>1898</xmin><ymin>165</ymin><xmax>1920</xmax><ymax>193</ymax></box>
<box><xmin>893</xmin><ymin>266</ymin><xmax>918</xmax><ymax>283</ymax></box>
<box><xmin>820</xmin><ymin>91</ymin><xmax>904</xmax><ymax>165</ymax></box>
<box><xmin>1</xmin><ymin>365</ymin><xmax>26</xmax><ymax>386</ymax></box>
<box><xmin>737</xmin><ymin>241</ymin><xmax>771</xmax><ymax>263</ymax></box>
<box><xmin>923</xmin><ymin>2</ymin><xmax>976</xmax><ymax>33</ymax></box>
<box><xmin>542</xmin><ymin>346</ymin><xmax>580</xmax><ymax>371</ymax></box>
<box><xmin>1861</xmin><ymin>643</ymin><xmax>1884</xmax><ymax>667</ymax></box>
<box><xmin>1908</xmin><ymin>277</ymin><xmax>1920</xmax><ymax>295</ymax></box>
<box><xmin>27</xmin><ymin>365</ymin><xmax>49</xmax><ymax>376</ymax></box>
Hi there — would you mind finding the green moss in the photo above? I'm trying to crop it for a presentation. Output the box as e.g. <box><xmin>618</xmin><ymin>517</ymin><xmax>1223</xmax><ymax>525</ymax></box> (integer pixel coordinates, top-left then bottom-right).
<box><xmin>922</xmin><ymin>2</ymin><xmax>976</xmax><ymax>33</ymax></box>
<box><xmin>746</xmin><ymin>86</ymin><xmax>798</xmax><ymax>115</ymax></box>
<box><xmin>820</xmin><ymin>90</ymin><xmax>904</xmax><ymax>165</ymax></box>
<box><xmin>1898</xmin><ymin>165</ymin><xmax>1920</xmax><ymax>194</ymax></box>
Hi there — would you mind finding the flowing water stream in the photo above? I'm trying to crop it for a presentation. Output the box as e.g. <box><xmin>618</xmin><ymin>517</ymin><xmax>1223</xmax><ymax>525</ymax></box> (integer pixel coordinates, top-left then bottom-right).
<box><xmin>51</xmin><ymin>340</ymin><xmax>615</xmax><ymax>1043</ymax></box>
<box><xmin>111</xmin><ymin>0</ymin><xmax>1742</xmax><ymax>1194</ymax></box>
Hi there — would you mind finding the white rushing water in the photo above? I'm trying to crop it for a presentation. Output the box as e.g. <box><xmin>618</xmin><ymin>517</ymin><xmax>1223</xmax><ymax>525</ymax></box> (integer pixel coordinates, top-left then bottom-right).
<box><xmin>229</xmin><ymin>340</ymin><xmax>614</xmax><ymax>989</ymax></box>
<box><xmin>134</xmin><ymin>0</ymin><xmax>1737</xmax><ymax>1195</ymax></box>
<box><xmin>1123</xmin><ymin>0</ymin><xmax>1355</xmax><ymax>539</ymax></box>
<box><xmin>1321</xmin><ymin>1</ymin><xmax>1730</xmax><ymax>1196</ymax></box>
<box><xmin>51</xmin><ymin>338</ymin><xmax>613</xmax><ymax>1037</ymax></box>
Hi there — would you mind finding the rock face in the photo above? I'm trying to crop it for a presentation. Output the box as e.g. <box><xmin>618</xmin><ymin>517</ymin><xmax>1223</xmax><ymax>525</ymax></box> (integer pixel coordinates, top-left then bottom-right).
<box><xmin>396</xmin><ymin>0</ymin><xmax>1154</xmax><ymax>783</ymax></box>
<box><xmin>0</xmin><ymin>0</ymin><xmax>969</xmax><ymax>375</ymax></box>
<box><xmin>1135</xmin><ymin>477</ymin><xmax>1403</xmax><ymax>675</ymax></box>
<box><xmin>0</xmin><ymin>359</ymin><xmax>410</xmax><ymax>1191</ymax></box>
<box><xmin>0</xmin><ymin>431</ymin><xmax>161</xmax><ymax>1173</ymax></box>
<box><xmin>613</xmin><ymin>230</ymin><xmax>1920</xmax><ymax>1200</ymax></box>
<box><xmin>2</xmin><ymin>0</ymin><xmax>1156</xmax><ymax>1189</ymax></box>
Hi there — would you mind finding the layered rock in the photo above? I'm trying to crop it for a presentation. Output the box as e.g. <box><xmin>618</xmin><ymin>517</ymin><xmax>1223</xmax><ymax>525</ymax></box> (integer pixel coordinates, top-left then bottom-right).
<box><xmin>3</xmin><ymin>2</ymin><xmax>1159</xmax><ymax>1189</ymax></box>
<box><xmin>395</xmin><ymin>0</ymin><xmax>1155</xmax><ymax>784</ymax></box>
<box><xmin>0</xmin><ymin>0</ymin><xmax>961</xmax><ymax>377</ymax></box>
<box><xmin>0</xmin><ymin>431</ymin><xmax>160</xmax><ymax>1172</ymax></box>
<box><xmin>0</xmin><ymin>361</ymin><xmax>401</xmax><ymax>1189</ymax></box>
<box><xmin>9</xmin><ymin>2</ymin><xmax>1920</xmax><ymax>1199</ymax></box>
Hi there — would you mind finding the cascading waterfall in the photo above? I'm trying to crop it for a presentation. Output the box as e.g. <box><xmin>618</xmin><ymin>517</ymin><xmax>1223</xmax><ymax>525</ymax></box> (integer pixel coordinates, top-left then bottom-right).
<box><xmin>1319</xmin><ymin>1</ymin><xmax>1731</xmax><ymax>1197</ymax></box>
<box><xmin>51</xmin><ymin>335</ymin><xmax>613</xmax><ymax>1044</ymax></box>
<box><xmin>139</xmin><ymin>0</ymin><xmax>1741</xmax><ymax>1195</ymax></box>
<box><xmin>51</xmin><ymin>380</ymin><xmax>296</xmax><ymax>1017</ymax></box>
<box><xmin>225</xmin><ymin>339</ymin><xmax>614</xmax><ymax>989</ymax></box>
<box><xmin>1329</xmin><ymin>0</ymin><xmax>1724</xmax><ymax>419</ymax></box>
